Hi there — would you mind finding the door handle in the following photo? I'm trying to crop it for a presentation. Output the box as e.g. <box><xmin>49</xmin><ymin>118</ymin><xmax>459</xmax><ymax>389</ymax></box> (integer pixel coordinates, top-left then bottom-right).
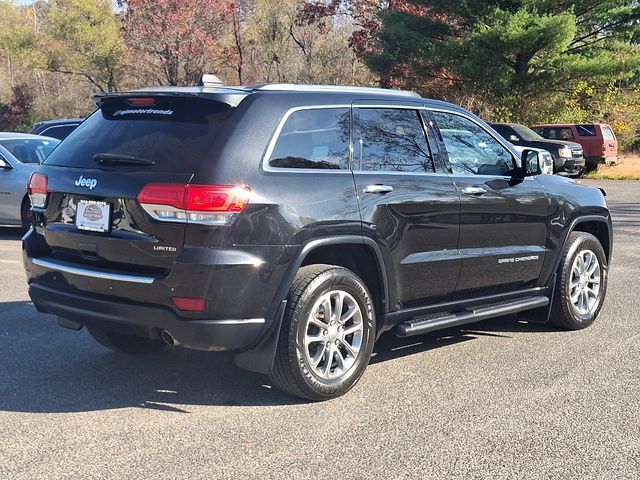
<box><xmin>462</xmin><ymin>186</ymin><xmax>487</xmax><ymax>195</ymax></box>
<box><xmin>363</xmin><ymin>184</ymin><xmax>394</xmax><ymax>194</ymax></box>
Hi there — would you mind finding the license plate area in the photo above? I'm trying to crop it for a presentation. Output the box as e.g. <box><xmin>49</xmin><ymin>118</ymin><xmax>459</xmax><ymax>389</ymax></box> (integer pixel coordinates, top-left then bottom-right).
<box><xmin>75</xmin><ymin>200</ymin><xmax>111</xmax><ymax>233</ymax></box>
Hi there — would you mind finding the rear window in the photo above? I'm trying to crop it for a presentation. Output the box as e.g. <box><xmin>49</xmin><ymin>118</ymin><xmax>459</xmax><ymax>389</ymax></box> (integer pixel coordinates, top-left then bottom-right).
<box><xmin>576</xmin><ymin>125</ymin><xmax>596</xmax><ymax>136</ymax></box>
<box><xmin>602</xmin><ymin>125</ymin><xmax>615</xmax><ymax>140</ymax></box>
<box><xmin>44</xmin><ymin>97</ymin><xmax>233</xmax><ymax>173</ymax></box>
<box><xmin>40</xmin><ymin>125</ymin><xmax>78</xmax><ymax>140</ymax></box>
<box><xmin>0</xmin><ymin>138</ymin><xmax>60</xmax><ymax>164</ymax></box>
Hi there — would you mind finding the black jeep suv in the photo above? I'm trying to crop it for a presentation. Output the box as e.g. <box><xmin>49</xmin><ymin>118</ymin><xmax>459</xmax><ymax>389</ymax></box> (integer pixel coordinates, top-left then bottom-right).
<box><xmin>23</xmin><ymin>83</ymin><xmax>612</xmax><ymax>401</ymax></box>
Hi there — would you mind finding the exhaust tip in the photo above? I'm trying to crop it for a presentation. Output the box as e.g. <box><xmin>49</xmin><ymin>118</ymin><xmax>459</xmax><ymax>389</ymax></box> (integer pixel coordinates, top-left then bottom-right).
<box><xmin>160</xmin><ymin>330</ymin><xmax>179</xmax><ymax>346</ymax></box>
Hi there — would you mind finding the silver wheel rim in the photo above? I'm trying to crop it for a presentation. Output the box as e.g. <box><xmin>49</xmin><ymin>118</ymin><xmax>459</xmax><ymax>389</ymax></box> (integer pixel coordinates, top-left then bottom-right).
<box><xmin>569</xmin><ymin>249</ymin><xmax>601</xmax><ymax>316</ymax></box>
<box><xmin>302</xmin><ymin>289</ymin><xmax>364</xmax><ymax>381</ymax></box>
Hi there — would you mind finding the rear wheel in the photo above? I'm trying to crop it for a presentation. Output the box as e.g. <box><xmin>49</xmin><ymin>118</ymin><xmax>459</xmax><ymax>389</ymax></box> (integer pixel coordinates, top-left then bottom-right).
<box><xmin>87</xmin><ymin>326</ymin><xmax>166</xmax><ymax>354</ymax></box>
<box><xmin>550</xmin><ymin>232</ymin><xmax>607</xmax><ymax>330</ymax></box>
<box><xmin>269</xmin><ymin>265</ymin><xmax>376</xmax><ymax>401</ymax></box>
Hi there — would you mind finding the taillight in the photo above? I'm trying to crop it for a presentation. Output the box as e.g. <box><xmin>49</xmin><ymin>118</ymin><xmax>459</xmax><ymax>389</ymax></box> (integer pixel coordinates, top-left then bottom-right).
<box><xmin>137</xmin><ymin>184</ymin><xmax>250</xmax><ymax>225</ymax></box>
<box><xmin>27</xmin><ymin>173</ymin><xmax>48</xmax><ymax>208</ymax></box>
<box><xmin>602</xmin><ymin>143</ymin><xmax>607</xmax><ymax>153</ymax></box>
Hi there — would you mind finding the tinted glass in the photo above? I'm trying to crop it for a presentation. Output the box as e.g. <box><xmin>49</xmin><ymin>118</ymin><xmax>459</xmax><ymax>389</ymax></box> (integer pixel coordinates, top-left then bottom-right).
<box><xmin>44</xmin><ymin>97</ymin><xmax>233</xmax><ymax>173</ymax></box>
<box><xmin>355</xmin><ymin>108</ymin><xmax>433</xmax><ymax>173</ymax></box>
<box><xmin>433</xmin><ymin>112</ymin><xmax>514</xmax><ymax>176</ymax></box>
<box><xmin>41</xmin><ymin>125</ymin><xmax>77</xmax><ymax>140</ymax></box>
<box><xmin>577</xmin><ymin>125</ymin><xmax>596</xmax><ymax>136</ymax></box>
<box><xmin>602</xmin><ymin>126</ymin><xmax>615</xmax><ymax>140</ymax></box>
<box><xmin>490</xmin><ymin>124</ymin><xmax>514</xmax><ymax>138</ymax></box>
<box><xmin>268</xmin><ymin>108</ymin><xmax>350</xmax><ymax>170</ymax></box>
<box><xmin>0</xmin><ymin>138</ymin><xmax>60</xmax><ymax>164</ymax></box>
<box><xmin>559</xmin><ymin>128</ymin><xmax>574</xmax><ymax>140</ymax></box>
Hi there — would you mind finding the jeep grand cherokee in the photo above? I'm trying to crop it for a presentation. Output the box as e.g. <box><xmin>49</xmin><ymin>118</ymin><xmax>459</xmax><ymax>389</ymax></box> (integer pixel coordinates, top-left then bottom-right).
<box><xmin>23</xmin><ymin>83</ymin><xmax>612</xmax><ymax>401</ymax></box>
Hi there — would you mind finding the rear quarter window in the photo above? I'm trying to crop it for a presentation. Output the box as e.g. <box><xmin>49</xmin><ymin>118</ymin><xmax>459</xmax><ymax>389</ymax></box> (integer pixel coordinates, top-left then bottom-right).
<box><xmin>44</xmin><ymin>97</ymin><xmax>233</xmax><ymax>173</ymax></box>
<box><xmin>267</xmin><ymin>107</ymin><xmax>350</xmax><ymax>170</ymax></box>
<box><xmin>577</xmin><ymin>125</ymin><xmax>597</xmax><ymax>136</ymax></box>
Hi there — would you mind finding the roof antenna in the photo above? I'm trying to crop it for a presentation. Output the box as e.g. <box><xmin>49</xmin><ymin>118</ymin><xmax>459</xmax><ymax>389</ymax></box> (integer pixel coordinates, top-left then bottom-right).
<box><xmin>198</xmin><ymin>74</ymin><xmax>225</xmax><ymax>87</ymax></box>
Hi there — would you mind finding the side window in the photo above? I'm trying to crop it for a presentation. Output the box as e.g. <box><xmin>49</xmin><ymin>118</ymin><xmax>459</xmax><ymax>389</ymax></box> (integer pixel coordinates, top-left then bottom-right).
<box><xmin>547</xmin><ymin>128</ymin><xmax>559</xmax><ymax>139</ymax></box>
<box><xmin>559</xmin><ymin>128</ymin><xmax>574</xmax><ymax>140</ymax></box>
<box><xmin>355</xmin><ymin>108</ymin><xmax>434</xmax><ymax>173</ymax></box>
<box><xmin>531</xmin><ymin>127</ymin><xmax>543</xmax><ymax>136</ymax></box>
<box><xmin>432</xmin><ymin>111</ymin><xmax>515</xmax><ymax>176</ymax></box>
<box><xmin>577</xmin><ymin>124</ymin><xmax>596</xmax><ymax>136</ymax></box>
<box><xmin>268</xmin><ymin>108</ymin><xmax>350</xmax><ymax>170</ymax></box>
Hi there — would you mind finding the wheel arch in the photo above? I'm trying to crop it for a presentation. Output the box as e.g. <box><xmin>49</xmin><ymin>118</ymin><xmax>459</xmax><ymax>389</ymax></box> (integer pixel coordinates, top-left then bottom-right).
<box><xmin>235</xmin><ymin>235</ymin><xmax>391</xmax><ymax>374</ymax></box>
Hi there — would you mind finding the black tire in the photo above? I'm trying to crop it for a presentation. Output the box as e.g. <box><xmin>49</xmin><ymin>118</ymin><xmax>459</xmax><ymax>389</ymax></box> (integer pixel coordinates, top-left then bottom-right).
<box><xmin>87</xmin><ymin>326</ymin><xmax>166</xmax><ymax>354</ymax></box>
<box><xmin>568</xmin><ymin>167</ymin><xmax>585</xmax><ymax>179</ymax></box>
<box><xmin>20</xmin><ymin>196</ymin><xmax>32</xmax><ymax>229</ymax></box>
<box><xmin>269</xmin><ymin>264</ymin><xmax>376</xmax><ymax>401</ymax></box>
<box><xmin>549</xmin><ymin>231</ymin><xmax>608</xmax><ymax>330</ymax></box>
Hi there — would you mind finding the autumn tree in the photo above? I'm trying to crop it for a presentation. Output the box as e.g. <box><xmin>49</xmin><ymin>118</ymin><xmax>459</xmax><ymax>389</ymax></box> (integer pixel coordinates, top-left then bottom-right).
<box><xmin>39</xmin><ymin>0</ymin><xmax>127</xmax><ymax>92</ymax></box>
<box><xmin>119</xmin><ymin>0</ymin><xmax>235</xmax><ymax>86</ymax></box>
<box><xmin>366</xmin><ymin>1</ymin><xmax>640</xmax><ymax>119</ymax></box>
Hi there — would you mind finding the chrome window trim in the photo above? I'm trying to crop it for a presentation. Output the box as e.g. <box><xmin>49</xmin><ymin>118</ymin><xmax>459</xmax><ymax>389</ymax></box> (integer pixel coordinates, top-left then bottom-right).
<box><xmin>426</xmin><ymin>107</ymin><xmax>520</xmax><ymax>176</ymax></box>
<box><xmin>32</xmin><ymin>258</ymin><xmax>155</xmax><ymax>284</ymax></box>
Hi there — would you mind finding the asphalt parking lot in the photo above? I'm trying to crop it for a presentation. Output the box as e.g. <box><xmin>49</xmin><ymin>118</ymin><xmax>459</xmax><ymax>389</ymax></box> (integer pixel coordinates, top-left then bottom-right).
<box><xmin>0</xmin><ymin>179</ymin><xmax>638</xmax><ymax>479</ymax></box>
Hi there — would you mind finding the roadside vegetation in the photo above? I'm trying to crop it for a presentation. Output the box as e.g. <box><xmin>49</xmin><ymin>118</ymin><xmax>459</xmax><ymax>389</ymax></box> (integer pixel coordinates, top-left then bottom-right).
<box><xmin>0</xmin><ymin>0</ymin><xmax>638</xmax><ymax>154</ymax></box>
<box><xmin>585</xmin><ymin>155</ymin><xmax>640</xmax><ymax>180</ymax></box>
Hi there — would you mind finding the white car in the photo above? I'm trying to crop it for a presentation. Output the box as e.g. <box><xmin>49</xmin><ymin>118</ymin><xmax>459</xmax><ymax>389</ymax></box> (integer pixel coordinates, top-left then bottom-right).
<box><xmin>512</xmin><ymin>145</ymin><xmax>554</xmax><ymax>174</ymax></box>
<box><xmin>0</xmin><ymin>133</ymin><xmax>60</xmax><ymax>227</ymax></box>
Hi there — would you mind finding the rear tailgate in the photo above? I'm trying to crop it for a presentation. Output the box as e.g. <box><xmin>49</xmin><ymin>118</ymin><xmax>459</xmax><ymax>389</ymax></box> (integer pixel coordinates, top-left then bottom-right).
<box><xmin>30</xmin><ymin>95</ymin><xmax>235</xmax><ymax>277</ymax></box>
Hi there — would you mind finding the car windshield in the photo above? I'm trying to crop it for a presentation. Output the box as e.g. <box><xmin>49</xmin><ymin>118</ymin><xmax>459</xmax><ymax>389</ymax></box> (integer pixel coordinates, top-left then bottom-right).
<box><xmin>0</xmin><ymin>138</ymin><xmax>60</xmax><ymax>164</ymax></box>
<box><xmin>511</xmin><ymin>125</ymin><xmax>543</xmax><ymax>142</ymax></box>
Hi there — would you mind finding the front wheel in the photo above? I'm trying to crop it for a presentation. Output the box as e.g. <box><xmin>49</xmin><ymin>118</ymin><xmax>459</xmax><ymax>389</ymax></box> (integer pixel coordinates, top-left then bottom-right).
<box><xmin>269</xmin><ymin>265</ymin><xmax>376</xmax><ymax>401</ymax></box>
<box><xmin>87</xmin><ymin>326</ymin><xmax>166</xmax><ymax>354</ymax></box>
<box><xmin>550</xmin><ymin>232</ymin><xmax>608</xmax><ymax>330</ymax></box>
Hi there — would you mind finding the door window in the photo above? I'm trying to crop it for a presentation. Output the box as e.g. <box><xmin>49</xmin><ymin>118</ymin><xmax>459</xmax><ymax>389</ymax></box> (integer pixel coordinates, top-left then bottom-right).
<box><xmin>268</xmin><ymin>107</ymin><xmax>350</xmax><ymax>170</ymax></box>
<box><xmin>432</xmin><ymin>112</ymin><xmax>515</xmax><ymax>176</ymax></box>
<box><xmin>354</xmin><ymin>108</ymin><xmax>434</xmax><ymax>173</ymax></box>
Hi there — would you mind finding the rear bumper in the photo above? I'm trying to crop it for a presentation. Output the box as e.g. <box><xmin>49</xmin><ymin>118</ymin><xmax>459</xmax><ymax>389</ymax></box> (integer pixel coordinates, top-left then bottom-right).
<box><xmin>28</xmin><ymin>282</ymin><xmax>266</xmax><ymax>351</ymax></box>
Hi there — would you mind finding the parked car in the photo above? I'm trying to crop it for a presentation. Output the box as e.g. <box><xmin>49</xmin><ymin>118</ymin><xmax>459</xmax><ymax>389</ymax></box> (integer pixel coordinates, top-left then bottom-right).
<box><xmin>530</xmin><ymin>123</ymin><xmax>618</xmax><ymax>170</ymax></box>
<box><xmin>0</xmin><ymin>133</ymin><xmax>60</xmax><ymax>227</ymax></box>
<box><xmin>490</xmin><ymin>122</ymin><xmax>586</xmax><ymax>177</ymax></box>
<box><xmin>511</xmin><ymin>145</ymin><xmax>554</xmax><ymax>174</ymax></box>
<box><xmin>31</xmin><ymin>118</ymin><xmax>83</xmax><ymax>140</ymax></box>
<box><xmin>23</xmin><ymin>83</ymin><xmax>612</xmax><ymax>401</ymax></box>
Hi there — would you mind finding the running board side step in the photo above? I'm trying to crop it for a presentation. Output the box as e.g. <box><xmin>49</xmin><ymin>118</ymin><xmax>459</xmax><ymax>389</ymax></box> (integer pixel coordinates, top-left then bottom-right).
<box><xmin>393</xmin><ymin>296</ymin><xmax>549</xmax><ymax>337</ymax></box>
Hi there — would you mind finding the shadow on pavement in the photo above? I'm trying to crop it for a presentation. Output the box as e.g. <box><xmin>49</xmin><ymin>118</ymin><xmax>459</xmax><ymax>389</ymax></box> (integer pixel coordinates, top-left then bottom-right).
<box><xmin>0</xmin><ymin>300</ymin><xmax>558</xmax><ymax>414</ymax></box>
<box><xmin>0</xmin><ymin>226</ymin><xmax>25</xmax><ymax>240</ymax></box>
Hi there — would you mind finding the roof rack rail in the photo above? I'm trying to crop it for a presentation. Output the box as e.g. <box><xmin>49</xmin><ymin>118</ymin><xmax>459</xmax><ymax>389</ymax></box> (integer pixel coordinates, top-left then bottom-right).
<box><xmin>253</xmin><ymin>83</ymin><xmax>420</xmax><ymax>98</ymax></box>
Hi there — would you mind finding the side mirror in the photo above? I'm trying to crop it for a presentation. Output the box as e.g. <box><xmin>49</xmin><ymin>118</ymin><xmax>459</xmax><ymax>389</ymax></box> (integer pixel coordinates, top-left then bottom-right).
<box><xmin>509</xmin><ymin>135</ymin><xmax>520</xmax><ymax>142</ymax></box>
<box><xmin>0</xmin><ymin>157</ymin><xmax>12</xmax><ymax>169</ymax></box>
<box><xmin>520</xmin><ymin>149</ymin><xmax>541</xmax><ymax>176</ymax></box>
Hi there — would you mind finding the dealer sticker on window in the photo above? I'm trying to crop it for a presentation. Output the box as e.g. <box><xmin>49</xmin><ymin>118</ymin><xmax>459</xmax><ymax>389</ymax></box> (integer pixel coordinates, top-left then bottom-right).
<box><xmin>76</xmin><ymin>200</ymin><xmax>111</xmax><ymax>232</ymax></box>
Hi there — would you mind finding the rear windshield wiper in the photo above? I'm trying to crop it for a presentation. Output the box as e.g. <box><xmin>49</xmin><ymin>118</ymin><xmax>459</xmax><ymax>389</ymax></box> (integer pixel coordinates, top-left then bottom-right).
<box><xmin>93</xmin><ymin>153</ymin><xmax>155</xmax><ymax>166</ymax></box>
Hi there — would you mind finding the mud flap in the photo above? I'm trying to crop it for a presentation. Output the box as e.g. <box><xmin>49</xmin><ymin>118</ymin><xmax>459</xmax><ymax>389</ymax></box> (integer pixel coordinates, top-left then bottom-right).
<box><xmin>234</xmin><ymin>300</ymin><xmax>287</xmax><ymax>374</ymax></box>
<box><xmin>517</xmin><ymin>274</ymin><xmax>557</xmax><ymax>324</ymax></box>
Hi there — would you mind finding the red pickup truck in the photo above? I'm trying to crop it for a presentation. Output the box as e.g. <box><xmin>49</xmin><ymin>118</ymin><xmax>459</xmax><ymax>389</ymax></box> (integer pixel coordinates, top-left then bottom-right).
<box><xmin>531</xmin><ymin>123</ymin><xmax>618</xmax><ymax>171</ymax></box>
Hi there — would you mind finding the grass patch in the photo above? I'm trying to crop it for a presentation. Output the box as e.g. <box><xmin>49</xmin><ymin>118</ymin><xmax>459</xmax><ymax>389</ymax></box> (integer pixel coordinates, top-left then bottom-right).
<box><xmin>585</xmin><ymin>154</ymin><xmax>640</xmax><ymax>180</ymax></box>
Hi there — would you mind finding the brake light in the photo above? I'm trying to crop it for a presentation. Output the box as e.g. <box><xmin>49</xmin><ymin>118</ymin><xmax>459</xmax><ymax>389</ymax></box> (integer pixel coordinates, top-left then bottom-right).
<box><xmin>137</xmin><ymin>184</ymin><xmax>251</xmax><ymax>225</ymax></box>
<box><xmin>602</xmin><ymin>143</ymin><xmax>607</xmax><ymax>153</ymax></box>
<box><xmin>126</xmin><ymin>97</ymin><xmax>157</xmax><ymax>106</ymax></box>
<box><xmin>27</xmin><ymin>173</ymin><xmax>48</xmax><ymax>208</ymax></box>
